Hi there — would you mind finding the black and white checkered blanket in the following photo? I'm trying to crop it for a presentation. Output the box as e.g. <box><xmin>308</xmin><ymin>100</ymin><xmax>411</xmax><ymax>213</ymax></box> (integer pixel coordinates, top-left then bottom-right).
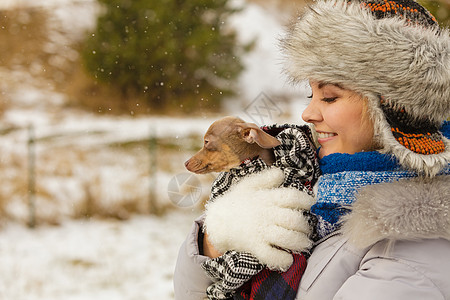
<box><xmin>201</xmin><ymin>124</ymin><xmax>320</xmax><ymax>300</ymax></box>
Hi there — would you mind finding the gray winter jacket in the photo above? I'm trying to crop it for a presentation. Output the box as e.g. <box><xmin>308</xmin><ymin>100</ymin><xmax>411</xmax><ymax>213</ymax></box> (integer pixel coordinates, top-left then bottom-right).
<box><xmin>173</xmin><ymin>175</ymin><xmax>450</xmax><ymax>300</ymax></box>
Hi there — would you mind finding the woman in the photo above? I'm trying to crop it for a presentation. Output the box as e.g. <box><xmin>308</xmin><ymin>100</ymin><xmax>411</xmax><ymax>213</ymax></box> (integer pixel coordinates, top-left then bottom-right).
<box><xmin>174</xmin><ymin>0</ymin><xmax>450</xmax><ymax>299</ymax></box>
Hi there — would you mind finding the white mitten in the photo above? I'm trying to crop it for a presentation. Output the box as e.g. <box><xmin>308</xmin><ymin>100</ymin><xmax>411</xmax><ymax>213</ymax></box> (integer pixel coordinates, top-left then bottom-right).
<box><xmin>203</xmin><ymin>167</ymin><xmax>315</xmax><ymax>271</ymax></box>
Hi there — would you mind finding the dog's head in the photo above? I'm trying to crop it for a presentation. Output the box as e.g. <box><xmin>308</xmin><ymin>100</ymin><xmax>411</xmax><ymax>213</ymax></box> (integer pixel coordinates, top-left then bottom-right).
<box><xmin>185</xmin><ymin>116</ymin><xmax>280</xmax><ymax>174</ymax></box>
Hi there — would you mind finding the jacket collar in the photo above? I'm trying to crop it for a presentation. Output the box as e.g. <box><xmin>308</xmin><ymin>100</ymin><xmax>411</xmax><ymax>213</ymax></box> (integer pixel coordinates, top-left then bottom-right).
<box><xmin>341</xmin><ymin>174</ymin><xmax>450</xmax><ymax>248</ymax></box>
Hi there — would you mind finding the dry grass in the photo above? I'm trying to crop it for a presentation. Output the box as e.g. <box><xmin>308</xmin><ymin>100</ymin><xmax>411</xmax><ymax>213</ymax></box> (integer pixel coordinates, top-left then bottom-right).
<box><xmin>0</xmin><ymin>96</ymin><xmax>5</xmax><ymax>117</ymax></box>
<box><xmin>0</xmin><ymin>150</ymin><xmax>28</xmax><ymax>226</ymax></box>
<box><xmin>0</xmin><ymin>7</ymin><xmax>70</xmax><ymax>86</ymax></box>
<box><xmin>0</xmin><ymin>2</ymin><xmax>305</xmax><ymax>117</ymax></box>
<box><xmin>61</xmin><ymin>50</ymin><xmax>221</xmax><ymax>117</ymax></box>
<box><xmin>0</xmin><ymin>8</ymin><xmax>49</xmax><ymax>68</ymax></box>
<box><xmin>0</xmin><ymin>6</ymin><xmax>145</xmax><ymax>116</ymax></box>
<box><xmin>0</xmin><ymin>8</ymin><xmax>51</xmax><ymax>116</ymax></box>
<box><xmin>0</xmin><ymin>132</ymin><xmax>192</xmax><ymax>226</ymax></box>
<box><xmin>62</xmin><ymin>62</ymin><xmax>156</xmax><ymax>116</ymax></box>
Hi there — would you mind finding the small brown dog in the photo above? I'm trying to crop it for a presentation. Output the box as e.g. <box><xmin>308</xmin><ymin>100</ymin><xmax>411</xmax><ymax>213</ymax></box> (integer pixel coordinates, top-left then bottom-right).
<box><xmin>185</xmin><ymin>116</ymin><xmax>281</xmax><ymax>174</ymax></box>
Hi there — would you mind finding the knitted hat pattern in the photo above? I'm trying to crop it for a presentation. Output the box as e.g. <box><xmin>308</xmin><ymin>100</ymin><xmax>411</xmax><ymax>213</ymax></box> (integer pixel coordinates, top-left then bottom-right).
<box><xmin>361</xmin><ymin>0</ymin><xmax>438</xmax><ymax>26</ymax></box>
<box><xmin>281</xmin><ymin>0</ymin><xmax>450</xmax><ymax>176</ymax></box>
<box><xmin>364</xmin><ymin>0</ymin><xmax>445</xmax><ymax>158</ymax></box>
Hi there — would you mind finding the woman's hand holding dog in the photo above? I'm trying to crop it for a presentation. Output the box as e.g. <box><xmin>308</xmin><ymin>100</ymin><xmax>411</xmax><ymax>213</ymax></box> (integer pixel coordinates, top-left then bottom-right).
<box><xmin>203</xmin><ymin>167</ymin><xmax>315</xmax><ymax>271</ymax></box>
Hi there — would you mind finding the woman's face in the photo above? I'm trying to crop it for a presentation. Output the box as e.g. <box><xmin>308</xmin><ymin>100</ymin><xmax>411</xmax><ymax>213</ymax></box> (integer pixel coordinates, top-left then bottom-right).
<box><xmin>302</xmin><ymin>81</ymin><xmax>374</xmax><ymax>159</ymax></box>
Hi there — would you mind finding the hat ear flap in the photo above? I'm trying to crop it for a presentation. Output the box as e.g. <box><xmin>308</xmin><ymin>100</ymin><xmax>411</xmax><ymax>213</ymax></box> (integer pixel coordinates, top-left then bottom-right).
<box><xmin>238</xmin><ymin>123</ymin><xmax>281</xmax><ymax>149</ymax></box>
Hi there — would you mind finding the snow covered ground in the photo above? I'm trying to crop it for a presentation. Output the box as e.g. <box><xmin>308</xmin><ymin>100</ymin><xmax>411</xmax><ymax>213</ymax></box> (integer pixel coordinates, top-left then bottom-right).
<box><xmin>0</xmin><ymin>0</ymin><xmax>309</xmax><ymax>298</ymax></box>
<box><xmin>0</xmin><ymin>210</ymin><xmax>198</xmax><ymax>300</ymax></box>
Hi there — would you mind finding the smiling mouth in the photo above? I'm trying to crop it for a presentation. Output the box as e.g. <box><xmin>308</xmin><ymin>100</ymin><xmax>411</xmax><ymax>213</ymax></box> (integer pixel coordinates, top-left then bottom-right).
<box><xmin>317</xmin><ymin>132</ymin><xmax>337</xmax><ymax>139</ymax></box>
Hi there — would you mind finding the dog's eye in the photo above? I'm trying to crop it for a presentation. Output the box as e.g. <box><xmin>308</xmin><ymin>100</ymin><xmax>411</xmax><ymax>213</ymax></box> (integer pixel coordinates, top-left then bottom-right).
<box><xmin>204</xmin><ymin>140</ymin><xmax>216</xmax><ymax>151</ymax></box>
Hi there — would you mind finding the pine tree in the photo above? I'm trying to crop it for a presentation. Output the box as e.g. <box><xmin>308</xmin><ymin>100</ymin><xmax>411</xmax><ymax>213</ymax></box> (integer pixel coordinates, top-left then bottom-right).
<box><xmin>82</xmin><ymin>0</ymin><xmax>247</xmax><ymax>111</ymax></box>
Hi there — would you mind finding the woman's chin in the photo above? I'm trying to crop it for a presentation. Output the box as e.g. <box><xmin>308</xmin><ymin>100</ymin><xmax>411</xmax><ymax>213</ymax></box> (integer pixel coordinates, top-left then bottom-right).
<box><xmin>318</xmin><ymin>148</ymin><xmax>328</xmax><ymax>159</ymax></box>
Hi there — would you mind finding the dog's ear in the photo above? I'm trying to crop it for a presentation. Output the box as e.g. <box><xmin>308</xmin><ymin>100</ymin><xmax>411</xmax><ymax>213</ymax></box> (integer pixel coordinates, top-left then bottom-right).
<box><xmin>237</xmin><ymin>122</ymin><xmax>281</xmax><ymax>149</ymax></box>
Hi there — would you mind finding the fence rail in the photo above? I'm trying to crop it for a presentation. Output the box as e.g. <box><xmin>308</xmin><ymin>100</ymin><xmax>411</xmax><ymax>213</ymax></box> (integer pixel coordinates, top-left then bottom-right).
<box><xmin>0</xmin><ymin>122</ymin><xmax>175</xmax><ymax>227</ymax></box>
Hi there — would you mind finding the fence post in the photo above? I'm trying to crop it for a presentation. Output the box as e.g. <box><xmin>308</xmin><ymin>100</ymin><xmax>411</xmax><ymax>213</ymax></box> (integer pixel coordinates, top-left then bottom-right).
<box><xmin>148</xmin><ymin>125</ymin><xmax>158</xmax><ymax>214</ymax></box>
<box><xmin>27</xmin><ymin>125</ymin><xmax>36</xmax><ymax>228</ymax></box>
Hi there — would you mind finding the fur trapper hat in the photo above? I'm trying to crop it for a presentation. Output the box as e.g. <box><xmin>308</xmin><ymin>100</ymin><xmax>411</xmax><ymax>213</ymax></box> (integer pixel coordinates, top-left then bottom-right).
<box><xmin>281</xmin><ymin>0</ymin><xmax>450</xmax><ymax>176</ymax></box>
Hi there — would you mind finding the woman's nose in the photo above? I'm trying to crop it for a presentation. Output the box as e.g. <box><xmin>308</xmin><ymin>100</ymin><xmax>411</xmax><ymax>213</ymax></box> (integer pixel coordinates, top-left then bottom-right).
<box><xmin>302</xmin><ymin>99</ymin><xmax>322</xmax><ymax>123</ymax></box>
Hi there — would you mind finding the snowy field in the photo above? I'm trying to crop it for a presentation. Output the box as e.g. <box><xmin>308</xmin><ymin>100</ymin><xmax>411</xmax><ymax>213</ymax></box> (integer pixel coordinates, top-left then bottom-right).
<box><xmin>0</xmin><ymin>0</ymin><xmax>309</xmax><ymax>299</ymax></box>
<box><xmin>0</xmin><ymin>210</ymin><xmax>198</xmax><ymax>300</ymax></box>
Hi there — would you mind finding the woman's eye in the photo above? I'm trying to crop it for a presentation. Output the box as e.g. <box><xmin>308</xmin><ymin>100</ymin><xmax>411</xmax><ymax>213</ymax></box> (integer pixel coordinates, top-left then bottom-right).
<box><xmin>307</xmin><ymin>94</ymin><xmax>313</xmax><ymax>99</ymax></box>
<box><xmin>204</xmin><ymin>140</ymin><xmax>209</xmax><ymax>146</ymax></box>
<box><xmin>321</xmin><ymin>97</ymin><xmax>338</xmax><ymax>103</ymax></box>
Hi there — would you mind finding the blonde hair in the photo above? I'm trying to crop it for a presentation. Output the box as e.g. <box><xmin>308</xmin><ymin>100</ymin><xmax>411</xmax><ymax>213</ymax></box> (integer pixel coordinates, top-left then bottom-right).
<box><xmin>361</xmin><ymin>97</ymin><xmax>382</xmax><ymax>151</ymax></box>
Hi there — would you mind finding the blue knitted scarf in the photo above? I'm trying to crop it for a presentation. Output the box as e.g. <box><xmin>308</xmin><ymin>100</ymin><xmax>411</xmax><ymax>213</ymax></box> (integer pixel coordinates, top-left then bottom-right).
<box><xmin>311</xmin><ymin>121</ymin><xmax>450</xmax><ymax>240</ymax></box>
